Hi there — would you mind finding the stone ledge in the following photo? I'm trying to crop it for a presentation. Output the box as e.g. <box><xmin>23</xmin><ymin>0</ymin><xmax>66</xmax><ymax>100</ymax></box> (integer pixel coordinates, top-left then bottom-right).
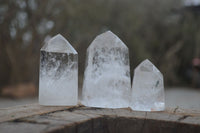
<box><xmin>0</xmin><ymin>104</ymin><xmax>200</xmax><ymax>133</ymax></box>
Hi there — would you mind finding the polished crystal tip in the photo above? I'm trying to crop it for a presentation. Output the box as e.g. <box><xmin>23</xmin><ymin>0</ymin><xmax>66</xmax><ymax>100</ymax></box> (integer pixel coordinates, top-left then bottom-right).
<box><xmin>41</xmin><ymin>34</ymin><xmax>77</xmax><ymax>54</ymax></box>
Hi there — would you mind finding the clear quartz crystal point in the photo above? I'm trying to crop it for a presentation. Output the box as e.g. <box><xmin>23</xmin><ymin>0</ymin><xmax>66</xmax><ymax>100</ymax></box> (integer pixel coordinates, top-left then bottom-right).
<box><xmin>81</xmin><ymin>31</ymin><xmax>131</xmax><ymax>108</ymax></box>
<box><xmin>130</xmin><ymin>59</ymin><xmax>165</xmax><ymax>111</ymax></box>
<box><xmin>39</xmin><ymin>34</ymin><xmax>78</xmax><ymax>106</ymax></box>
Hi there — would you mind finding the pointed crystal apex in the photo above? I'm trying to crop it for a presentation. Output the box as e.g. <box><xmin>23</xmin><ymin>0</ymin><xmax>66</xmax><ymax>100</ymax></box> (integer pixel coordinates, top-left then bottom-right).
<box><xmin>88</xmin><ymin>30</ymin><xmax>128</xmax><ymax>50</ymax></box>
<box><xmin>131</xmin><ymin>59</ymin><xmax>165</xmax><ymax>111</ymax></box>
<box><xmin>41</xmin><ymin>34</ymin><xmax>77</xmax><ymax>54</ymax></box>
<box><xmin>135</xmin><ymin>59</ymin><xmax>163</xmax><ymax>78</ymax></box>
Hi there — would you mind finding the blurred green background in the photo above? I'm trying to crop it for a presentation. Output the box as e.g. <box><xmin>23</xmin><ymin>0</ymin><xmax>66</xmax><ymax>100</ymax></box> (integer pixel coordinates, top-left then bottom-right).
<box><xmin>0</xmin><ymin>0</ymin><xmax>200</xmax><ymax>98</ymax></box>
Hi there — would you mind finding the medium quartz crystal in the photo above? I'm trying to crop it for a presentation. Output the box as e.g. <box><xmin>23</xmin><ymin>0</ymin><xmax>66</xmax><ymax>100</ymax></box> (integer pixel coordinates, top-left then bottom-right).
<box><xmin>81</xmin><ymin>31</ymin><xmax>131</xmax><ymax>108</ymax></box>
<box><xmin>39</xmin><ymin>34</ymin><xmax>78</xmax><ymax>106</ymax></box>
<box><xmin>130</xmin><ymin>59</ymin><xmax>165</xmax><ymax>111</ymax></box>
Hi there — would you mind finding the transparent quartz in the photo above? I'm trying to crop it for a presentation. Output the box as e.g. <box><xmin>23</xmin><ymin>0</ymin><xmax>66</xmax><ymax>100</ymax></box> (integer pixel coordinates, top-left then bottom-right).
<box><xmin>82</xmin><ymin>31</ymin><xmax>131</xmax><ymax>108</ymax></box>
<box><xmin>39</xmin><ymin>34</ymin><xmax>78</xmax><ymax>106</ymax></box>
<box><xmin>130</xmin><ymin>59</ymin><xmax>165</xmax><ymax>111</ymax></box>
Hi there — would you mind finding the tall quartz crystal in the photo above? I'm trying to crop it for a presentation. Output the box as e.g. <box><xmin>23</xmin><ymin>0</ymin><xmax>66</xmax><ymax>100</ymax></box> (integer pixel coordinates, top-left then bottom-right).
<box><xmin>82</xmin><ymin>31</ymin><xmax>131</xmax><ymax>108</ymax></box>
<box><xmin>39</xmin><ymin>34</ymin><xmax>78</xmax><ymax>106</ymax></box>
<box><xmin>130</xmin><ymin>59</ymin><xmax>165</xmax><ymax>111</ymax></box>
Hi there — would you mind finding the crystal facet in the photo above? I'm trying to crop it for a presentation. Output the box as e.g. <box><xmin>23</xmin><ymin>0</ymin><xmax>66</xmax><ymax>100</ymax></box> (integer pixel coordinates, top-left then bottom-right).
<box><xmin>81</xmin><ymin>31</ymin><xmax>131</xmax><ymax>108</ymax></box>
<box><xmin>130</xmin><ymin>59</ymin><xmax>165</xmax><ymax>111</ymax></box>
<box><xmin>39</xmin><ymin>34</ymin><xmax>78</xmax><ymax>106</ymax></box>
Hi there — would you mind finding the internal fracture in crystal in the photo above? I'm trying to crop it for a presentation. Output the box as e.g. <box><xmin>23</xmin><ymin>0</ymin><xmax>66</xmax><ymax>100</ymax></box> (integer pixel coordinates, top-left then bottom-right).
<box><xmin>82</xmin><ymin>31</ymin><xmax>131</xmax><ymax>108</ymax></box>
<box><xmin>39</xmin><ymin>34</ymin><xmax>78</xmax><ymax>106</ymax></box>
<box><xmin>130</xmin><ymin>59</ymin><xmax>165</xmax><ymax>111</ymax></box>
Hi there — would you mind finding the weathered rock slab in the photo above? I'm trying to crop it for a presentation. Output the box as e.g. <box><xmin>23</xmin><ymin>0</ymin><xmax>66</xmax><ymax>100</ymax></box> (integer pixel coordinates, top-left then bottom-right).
<box><xmin>0</xmin><ymin>104</ymin><xmax>200</xmax><ymax>133</ymax></box>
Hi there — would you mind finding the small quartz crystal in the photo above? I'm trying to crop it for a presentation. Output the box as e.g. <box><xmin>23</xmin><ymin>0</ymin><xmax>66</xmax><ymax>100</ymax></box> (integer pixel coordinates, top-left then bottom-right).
<box><xmin>130</xmin><ymin>59</ymin><xmax>165</xmax><ymax>111</ymax></box>
<box><xmin>81</xmin><ymin>31</ymin><xmax>131</xmax><ymax>108</ymax></box>
<box><xmin>39</xmin><ymin>34</ymin><xmax>78</xmax><ymax>106</ymax></box>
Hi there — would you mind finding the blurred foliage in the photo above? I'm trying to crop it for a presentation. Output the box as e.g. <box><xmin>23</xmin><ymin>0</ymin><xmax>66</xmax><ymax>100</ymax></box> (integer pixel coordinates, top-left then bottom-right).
<box><xmin>0</xmin><ymin>0</ymin><xmax>200</xmax><ymax>90</ymax></box>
